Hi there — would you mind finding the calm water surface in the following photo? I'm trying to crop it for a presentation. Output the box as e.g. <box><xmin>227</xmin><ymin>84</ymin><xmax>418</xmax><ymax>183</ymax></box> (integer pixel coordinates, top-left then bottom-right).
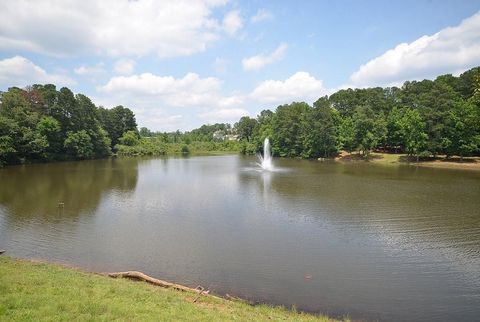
<box><xmin>0</xmin><ymin>155</ymin><xmax>479</xmax><ymax>321</ymax></box>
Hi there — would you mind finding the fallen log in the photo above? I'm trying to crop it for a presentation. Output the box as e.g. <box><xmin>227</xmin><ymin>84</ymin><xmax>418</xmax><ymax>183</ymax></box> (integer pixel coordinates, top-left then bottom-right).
<box><xmin>108</xmin><ymin>271</ymin><xmax>202</xmax><ymax>294</ymax></box>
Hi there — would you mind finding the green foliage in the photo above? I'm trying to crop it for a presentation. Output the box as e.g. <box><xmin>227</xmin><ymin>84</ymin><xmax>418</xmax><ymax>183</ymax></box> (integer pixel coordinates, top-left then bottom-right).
<box><xmin>118</xmin><ymin>130</ymin><xmax>140</xmax><ymax>146</ymax></box>
<box><xmin>398</xmin><ymin>108</ymin><xmax>428</xmax><ymax>160</ymax></box>
<box><xmin>339</xmin><ymin>117</ymin><xmax>356</xmax><ymax>153</ymax></box>
<box><xmin>353</xmin><ymin>106</ymin><xmax>387</xmax><ymax>158</ymax></box>
<box><xmin>443</xmin><ymin>101</ymin><xmax>480</xmax><ymax>158</ymax></box>
<box><xmin>303</xmin><ymin>97</ymin><xmax>339</xmax><ymax>158</ymax></box>
<box><xmin>115</xmin><ymin>138</ymin><xmax>240</xmax><ymax>156</ymax></box>
<box><xmin>0</xmin><ymin>84</ymin><xmax>139</xmax><ymax>166</ymax></box>
<box><xmin>1</xmin><ymin>66</ymin><xmax>480</xmax><ymax>166</ymax></box>
<box><xmin>272</xmin><ymin>102</ymin><xmax>310</xmax><ymax>157</ymax></box>
<box><xmin>64</xmin><ymin>130</ymin><xmax>94</xmax><ymax>159</ymax></box>
<box><xmin>234</xmin><ymin>116</ymin><xmax>258</xmax><ymax>141</ymax></box>
<box><xmin>139</xmin><ymin>127</ymin><xmax>154</xmax><ymax>137</ymax></box>
<box><xmin>97</xmin><ymin>105</ymin><xmax>137</xmax><ymax>148</ymax></box>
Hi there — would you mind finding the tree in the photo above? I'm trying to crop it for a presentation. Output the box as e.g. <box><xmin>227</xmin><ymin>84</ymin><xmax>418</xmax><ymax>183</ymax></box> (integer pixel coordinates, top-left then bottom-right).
<box><xmin>386</xmin><ymin>107</ymin><xmax>405</xmax><ymax>153</ymax></box>
<box><xmin>139</xmin><ymin>127</ymin><xmax>154</xmax><ymax>137</ymax></box>
<box><xmin>303</xmin><ymin>97</ymin><xmax>339</xmax><ymax>158</ymax></box>
<box><xmin>97</xmin><ymin>105</ymin><xmax>137</xmax><ymax>148</ymax></box>
<box><xmin>118</xmin><ymin>130</ymin><xmax>140</xmax><ymax>146</ymax></box>
<box><xmin>0</xmin><ymin>116</ymin><xmax>19</xmax><ymax>165</ymax></box>
<box><xmin>250</xmin><ymin>110</ymin><xmax>274</xmax><ymax>153</ymax></box>
<box><xmin>272</xmin><ymin>102</ymin><xmax>311</xmax><ymax>157</ymax></box>
<box><xmin>443</xmin><ymin>101</ymin><xmax>480</xmax><ymax>160</ymax></box>
<box><xmin>37</xmin><ymin>116</ymin><xmax>62</xmax><ymax>159</ymax></box>
<box><xmin>353</xmin><ymin>106</ymin><xmax>387</xmax><ymax>158</ymax></box>
<box><xmin>398</xmin><ymin>108</ymin><xmax>428</xmax><ymax>161</ymax></box>
<box><xmin>64</xmin><ymin>130</ymin><xmax>94</xmax><ymax>159</ymax></box>
<box><xmin>339</xmin><ymin>116</ymin><xmax>356</xmax><ymax>153</ymax></box>
<box><xmin>234</xmin><ymin>116</ymin><xmax>257</xmax><ymax>142</ymax></box>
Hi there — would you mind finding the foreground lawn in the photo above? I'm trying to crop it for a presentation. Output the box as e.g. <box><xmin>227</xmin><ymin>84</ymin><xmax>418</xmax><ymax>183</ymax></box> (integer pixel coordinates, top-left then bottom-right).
<box><xmin>0</xmin><ymin>257</ymin><xmax>340</xmax><ymax>322</ymax></box>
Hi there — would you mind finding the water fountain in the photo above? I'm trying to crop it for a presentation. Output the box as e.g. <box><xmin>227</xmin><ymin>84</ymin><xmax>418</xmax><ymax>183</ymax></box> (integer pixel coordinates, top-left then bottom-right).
<box><xmin>258</xmin><ymin>137</ymin><xmax>273</xmax><ymax>171</ymax></box>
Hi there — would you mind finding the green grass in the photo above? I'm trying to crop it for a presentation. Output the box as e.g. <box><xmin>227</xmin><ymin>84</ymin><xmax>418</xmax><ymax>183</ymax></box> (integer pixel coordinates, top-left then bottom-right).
<box><xmin>0</xmin><ymin>257</ymin><xmax>341</xmax><ymax>322</ymax></box>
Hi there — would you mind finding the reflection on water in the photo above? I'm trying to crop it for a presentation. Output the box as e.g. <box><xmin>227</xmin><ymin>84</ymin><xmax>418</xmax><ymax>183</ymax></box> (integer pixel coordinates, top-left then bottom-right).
<box><xmin>0</xmin><ymin>155</ymin><xmax>479</xmax><ymax>322</ymax></box>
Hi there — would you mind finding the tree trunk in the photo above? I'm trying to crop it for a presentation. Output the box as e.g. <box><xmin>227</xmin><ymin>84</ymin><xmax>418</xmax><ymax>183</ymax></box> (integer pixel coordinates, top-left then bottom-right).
<box><xmin>109</xmin><ymin>271</ymin><xmax>202</xmax><ymax>293</ymax></box>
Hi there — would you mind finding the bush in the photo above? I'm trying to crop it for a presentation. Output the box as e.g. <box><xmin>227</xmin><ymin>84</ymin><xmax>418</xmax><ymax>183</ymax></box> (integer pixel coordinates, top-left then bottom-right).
<box><xmin>181</xmin><ymin>145</ymin><xmax>190</xmax><ymax>154</ymax></box>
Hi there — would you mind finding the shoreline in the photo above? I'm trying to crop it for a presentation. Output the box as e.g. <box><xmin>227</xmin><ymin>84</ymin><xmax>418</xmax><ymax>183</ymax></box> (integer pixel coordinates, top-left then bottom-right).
<box><xmin>0</xmin><ymin>256</ymin><xmax>346</xmax><ymax>321</ymax></box>
<box><xmin>334</xmin><ymin>151</ymin><xmax>480</xmax><ymax>171</ymax></box>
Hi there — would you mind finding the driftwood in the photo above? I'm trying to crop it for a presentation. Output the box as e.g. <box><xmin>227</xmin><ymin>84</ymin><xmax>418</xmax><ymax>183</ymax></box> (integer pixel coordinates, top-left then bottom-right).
<box><xmin>108</xmin><ymin>271</ymin><xmax>204</xmax><ymax>294</ymax></box>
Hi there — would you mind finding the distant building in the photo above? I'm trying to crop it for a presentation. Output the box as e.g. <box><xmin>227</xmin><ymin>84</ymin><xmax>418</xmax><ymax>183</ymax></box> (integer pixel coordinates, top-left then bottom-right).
<box><xmin>212</xmin><ymin>130</ymin><xmax>224</xmax><ymax>141</ymax></box>
<box><xmin>225</xmin><ymin>134</ymin><xmax>239</xmax><ymax>141</ymax></box>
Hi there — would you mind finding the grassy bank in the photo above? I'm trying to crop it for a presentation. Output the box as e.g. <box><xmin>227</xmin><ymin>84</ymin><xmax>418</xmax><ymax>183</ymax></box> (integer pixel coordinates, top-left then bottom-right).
<box><xmin>0</xmin><ymin>257</ymin><xmax>341</xmax><ymax>321</ymax></box>
<box><xmin>335</xmin><ymin>151</ymin><xmax>480</xmax><ymax>170</ymax></box>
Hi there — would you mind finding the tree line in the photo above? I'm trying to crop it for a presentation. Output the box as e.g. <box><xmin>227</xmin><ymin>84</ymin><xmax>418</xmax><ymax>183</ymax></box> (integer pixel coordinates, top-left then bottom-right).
<box><xmin>234</xmin><ymin>67</ymin><xmax>480</xmax><ymax>160</ymax></box>
<box><xmin>0</xmin><ymin>84</ymin><xmax>137</xmax><ymax>166</ymax></box>
<box><xmin>1</xmin><ymin>66</ymin><xmax>479</xmax><ymax>166</ymax></box>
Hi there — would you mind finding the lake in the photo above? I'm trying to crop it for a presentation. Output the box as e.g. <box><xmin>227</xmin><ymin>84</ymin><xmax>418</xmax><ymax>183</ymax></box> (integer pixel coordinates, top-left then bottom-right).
<box><xmin>0</xmin><ymin>155</ymin><xmax>479</xmax><ymax>321</ymax></box>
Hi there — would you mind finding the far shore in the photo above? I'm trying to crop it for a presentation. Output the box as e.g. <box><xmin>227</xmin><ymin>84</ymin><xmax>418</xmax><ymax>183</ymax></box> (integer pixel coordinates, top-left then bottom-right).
<box><xmin>333</xmin><ymin>151</ymin><xmax>480</xmax><ymax>171</ymax></box>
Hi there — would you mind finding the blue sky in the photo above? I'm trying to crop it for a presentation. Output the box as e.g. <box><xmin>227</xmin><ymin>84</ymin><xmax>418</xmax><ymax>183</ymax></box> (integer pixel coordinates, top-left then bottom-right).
<box><xmin>1</xmin><ymin>0</ymin><xmax>479</xmax><ymax>131</ymax></box>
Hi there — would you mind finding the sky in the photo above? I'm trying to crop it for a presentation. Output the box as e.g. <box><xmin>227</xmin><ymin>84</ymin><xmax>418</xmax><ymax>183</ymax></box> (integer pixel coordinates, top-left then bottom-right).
<box><xmin>1</xmin><ymin>0</ymin><xmax>480</xmax><ymax>131</ymax></box>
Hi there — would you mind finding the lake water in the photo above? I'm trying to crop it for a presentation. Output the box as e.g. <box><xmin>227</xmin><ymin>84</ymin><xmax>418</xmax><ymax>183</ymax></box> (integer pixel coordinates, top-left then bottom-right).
<box><xmin>0</xmin><ymin>155</ymin><xmax>479</xmax><ymax>321</ymax></box>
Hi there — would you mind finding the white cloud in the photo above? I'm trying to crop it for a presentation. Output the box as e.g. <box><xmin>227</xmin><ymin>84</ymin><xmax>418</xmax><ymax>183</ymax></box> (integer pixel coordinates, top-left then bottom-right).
<box><xmin>350</xmin><ymin>12</ymin><xmax>480</xmax><ymax>87</ymax></box>
<box><xmin>242</xmin><ymin>42</ymin><xmax>288</xmax><ymax>71</ymax></box>
<box><xmin>99</xmin><ymin>72</ymin><xmax>223</xmax><ymax>107</ymax></box>
<box><xmin>251</xmin><ymin>9</ymin><xmax>273</xmax><ymax>23</ymax></box>
<box><xmin>199</xmin><ymin>108</ymin><xmax>249</xmax><ymax>122</ymax></box>
<box><xmin>0</xmin><ymin>56</ymin><xmax>75</xmax><ymax>88</ymax></box>
<box><xmin>113</xmin><ymin>59</ymin><xmax>136</xmax><ymax>75</ymax></box>
<box><xmin>96</xmin><ymin>71</ymin><xmax>252</xmax><ymax>130</ymax></box>
<box><xmin>222</xmin><ymin>10</ymin><xmax>243</xmax><ymax>35</ymax></box>
<box><xmin>141</xmin><ymin>113</ymin><xmax>184</xmax><ymax>132</ymax></box>
<box><xmin>250</xmin><ymin>71</ymin><xmax>325</xmax><ymax>104</ymax></box>
<box><xmin>0</xmin><ymin>0</ymin><xmax>230</xmax><ymax>58</ymax></box>
<box><xmin>74</xmin><ymin>63</ymin><xmax>105</xmax><ymax>77</ymax></box>
<box><xmin>95</xmin><ymin>70</ymin><xmax>330</xmax><ymax>130</ymax></box>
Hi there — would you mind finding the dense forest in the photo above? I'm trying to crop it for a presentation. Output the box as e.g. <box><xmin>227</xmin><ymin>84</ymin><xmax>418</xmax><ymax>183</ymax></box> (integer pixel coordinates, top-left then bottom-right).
<box><xmin>1</xmin><ymin>67</ymin><xmax>479</xmax><ymax>166</ymax></box>
<box><xmin>0</xmin><ymin>85</ymin><xmax>137</xmax><ymax>166</ymax></box>
<box><xmin>234</xmin><ymin>66</ymin><xmax>480</xmax><ymax>160</ymax></box>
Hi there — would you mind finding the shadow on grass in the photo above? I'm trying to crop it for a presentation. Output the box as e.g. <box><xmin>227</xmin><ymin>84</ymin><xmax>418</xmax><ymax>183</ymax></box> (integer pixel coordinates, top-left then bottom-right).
<box><xmin>399</xmin><ymin>155</ymin><xmax>479</xmax><ymax>164</ymax></box>
<box><xmin>335</xmin><ymin>152</ymin><xmax>383</xmax><ymax>162</ymax></box>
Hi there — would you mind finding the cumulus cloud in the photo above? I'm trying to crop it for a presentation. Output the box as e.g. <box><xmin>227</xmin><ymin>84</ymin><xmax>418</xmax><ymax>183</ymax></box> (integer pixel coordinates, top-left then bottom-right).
<box><xmin>251</xmin><ymin>9</ymin><xmax>273</xmax><ymax>23</ymax></box>
<box><xmin>199</xmin><ymin>108</ymin><xmax>249</xmax><ymax>122</ymax></box>
<box><xmin>242</xmin><ymin>42</ymin><xmax>288</xmax><ymax>71</ymax></box>
<box><xmin>222</xmin><ymin>10</ymin><xmax>243</xmax><ymax>35</ymax></box>
<box><xmin>99</xmin><ymin>72</ymin><xmax>223</xmax><ymax>107</ymax></box>
<box><xmin>250</xmin><ymin>71</ymin><xmax>325</xmax><ymax>104</ymax></box>
<box><xmin>350</xmin><ymin>12</ymin><xmax>480</xmax><ymax>87</ymax></box>
<box><xmin>0</xmin><ymin>0</ymin><xmax>233</xmax><ymax>58</ymax></box>
<box><xmin>74</xmin><ymin>63</ymin><xmax>105</xmax><ymax>78</ymax></box>
<box><xmin>113</xmin><ymin>59</ymin><xmax>136</xmax><ymax>75</ymax></box>
<box><xmin>95</xmin><ymin>70</ymin><xmax>329</xmax><ymax>129</ymax></box>
<box><xmin>0</xmin><ymin>56</ymin><xmax>75</xmax><ymax>88</ymax></box>
<box><xmin>96</xmin><ymin>71</ymin><xmax>250</xmax><ymax>130</ymax></box>
<box><xmin>140</xmin><ymin>113</ymin><xmax>184</xmax><ymax>132</ymax></box>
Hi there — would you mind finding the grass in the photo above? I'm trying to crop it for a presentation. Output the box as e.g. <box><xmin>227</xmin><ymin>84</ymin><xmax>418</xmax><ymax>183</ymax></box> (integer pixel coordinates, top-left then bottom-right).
<box><xmin>335</xmin><ymin>151</ymin><xmax>480</xmax><ymax>170</ymax></box>
<box><xmin>0</xmin><ymin>257</ymin><xmax>341</xmax><ymax>322</ymax></box>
